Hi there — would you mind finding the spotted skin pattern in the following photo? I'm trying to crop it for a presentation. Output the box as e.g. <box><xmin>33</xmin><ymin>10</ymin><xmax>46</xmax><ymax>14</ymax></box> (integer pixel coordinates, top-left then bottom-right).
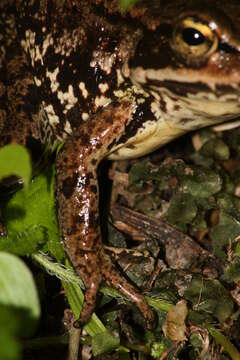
<box><xmin>1</xmin><ymin>0</ymin><xmax>240</xmax><ymax>326</ymax></box>
<box><xmin>55</xmin><ymin>100</ymin><xmax>151</xmax><ymax>323</ymax></box>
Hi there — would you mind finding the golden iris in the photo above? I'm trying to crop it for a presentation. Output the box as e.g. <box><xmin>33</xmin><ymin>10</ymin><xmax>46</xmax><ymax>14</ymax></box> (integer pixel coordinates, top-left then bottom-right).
<box><xmin>172</xmin><ymin>17</ymin><xmax>218</xmax><ymax>60</ymax></box>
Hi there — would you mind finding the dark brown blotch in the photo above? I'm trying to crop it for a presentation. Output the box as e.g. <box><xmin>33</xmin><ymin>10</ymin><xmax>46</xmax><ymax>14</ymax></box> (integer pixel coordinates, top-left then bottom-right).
<box><xmin>105</xmin><ymin>112</ymin><xmax>113</xmax><ymax>124</ymax></box>
<box><xmin>90</xmin><ymin>184</ymin><xmax>98</xmax><ymax>194</ymax></box>
<box><xmin>73</xmin><ymin>214</ymin><xmax>85</xmax><ymax>224</ymax></box>
<box><xmin>159</xmin><ymin>95</ymin><xmax>167</xmax><ymax>113</ymax></box>
<box><xmin>81</xmin><ymin>132</ymin><xmax>90</xmax><ymax>145</ymax></box>
<box><xmin>88</xmin><ymin>211</ymin><xmax>99</xmax><ymax>229</ymax></box>
<box><xmin>61</xmin><ymin>173</ymin><xmax>78</xmax><ymax>199</ymax></box>
<box><xmin>91</xmin><ymin>158</ymin><xmax>97</xmax><ymax>166</ymax></box>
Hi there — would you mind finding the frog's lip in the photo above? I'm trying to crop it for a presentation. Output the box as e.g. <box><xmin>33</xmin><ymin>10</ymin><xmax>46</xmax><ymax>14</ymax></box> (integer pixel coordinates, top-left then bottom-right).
<box><xmin>130</xmin><ymin>66</ymin><xmax>240</xmax><ymax>92</ymax></box>
<box><xmin>146</xmin><ymin>79</ymin><xmax>240</xmax><ymax>100</ymax></box>
<box><xmin>145</xmin><ymin>81</ymin><xmax>240</xmax><ymax>132</ymax></box>
<box><xmin>147</xmin><ymin>79</ymin><xmax>212</xmax><ymax>97</ymax></box>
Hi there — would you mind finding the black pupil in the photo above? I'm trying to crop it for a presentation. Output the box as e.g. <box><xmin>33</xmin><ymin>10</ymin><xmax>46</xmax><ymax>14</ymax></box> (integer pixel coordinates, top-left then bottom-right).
<box><xmin>182</xmin><ymin>27</ymin><xmax>205</xmax><ymax>46</ymax></box>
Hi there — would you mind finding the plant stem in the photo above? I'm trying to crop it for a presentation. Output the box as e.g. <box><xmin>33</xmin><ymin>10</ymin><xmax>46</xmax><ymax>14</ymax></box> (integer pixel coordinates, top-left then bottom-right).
<box><xmin>207</xmin><ymin>325</ymin><xmax>240</xmax><ymax>360</ymax></box>
<box><xmin>67</xmin><ymin>326</ymin><xmax>81</xmax><ymax>360</ymax></box>
<box><xmin>32</xmin><ymin>252</ymin><xmax>174</xmax><ymax>313</ymax></box>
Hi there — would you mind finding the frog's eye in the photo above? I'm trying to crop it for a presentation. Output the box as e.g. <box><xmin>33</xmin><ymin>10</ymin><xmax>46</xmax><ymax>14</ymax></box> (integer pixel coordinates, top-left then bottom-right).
<box><xmin>172</xmin><ymin>17</ymin><xmax>218</xmax><ymax>61</ymax></box>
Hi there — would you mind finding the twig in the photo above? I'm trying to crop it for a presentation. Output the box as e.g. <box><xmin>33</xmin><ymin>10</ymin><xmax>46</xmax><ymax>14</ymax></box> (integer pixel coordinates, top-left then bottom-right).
<box><xmin>111</xmin><ymin>204</ymin><xmax>224</xmax><ymax>273</ymax></box>
<box><xmin>67</xmin><ymin>325</ymin><xmax>81</xmax><ymax>360</ymax></box>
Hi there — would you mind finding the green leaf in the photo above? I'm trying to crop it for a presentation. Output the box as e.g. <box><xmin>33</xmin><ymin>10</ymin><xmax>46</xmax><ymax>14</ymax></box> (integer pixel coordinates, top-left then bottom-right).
<box><xmin>184</xmin><ymin>276</ymin><xmax>234</xmax><ymax>323</ymax></box>
<box><xmin>2</xmin><ymin>166</ymin><xmax>64</xmax><ymax>259</ymax></box>
<box><xmin>0</xmin><ymin>305</ymin><xmax>22</xmax><ymax>360</ymax></box>
<box><xmin>151</xmin><ymin>342</ymin><xmax>166</xmax><ymax>358</ymax></box>
<box><xmin>166</xmin><ymin>193</ymin><xmax>197</xmax><ymax>227</ymax></box>
<box><xmin>128</xmin><ymin>161</ymin><xmax>153</xmax><ymax>185</ymax></box>
<box><xmin>210</xmin><ymin>211</ymin><xmax>240</xmax><ymax>259</ymax></box>
<box><xmin>61</xmin><ymin>261</ymin><xmax>107</xmax><ymax>339</ymax></box>
<box><xmin>0</xmin><ymin>144</ymin><xmax>31</xmax><ymax>186</ymax></box>
<box><xmin>181</xmin><ymin>166</ymin><xmax>222</xmax><ymax>198</ymax></box>
<box><xmin>222</xmin><ymin>257</ymin><xmax>240</xmax><ymax>284</ymax></box>
<box><xmin>0</xmin><ymin>252</ymin><xmax>40</xmax><ymax>335</ymax></box>
<box><xmin>199</xmin><ymin>139</ymin><xmax>230</xmax><ymax>161</ymax></box>
<box><xmin>92</xmin><ymin>330</ymin><xmax>120</xmax><ymax>356</ymax></box>
<box><xmin>62</xmin><ymin>279</ymin><xmax>84</xmax><ymax>320</ymax></box>
<box><xmin>0</xmin><ymin>226</ymin><xmax>47</xmax><ymax>256</ymax></box>
<box><xmin>62</xmin><ymin>279</ymin><xmax>106</xmax><ymax>338</ymax></box>
<box><xmin>119</xmin><ymin>0</ymin><xmax>140</xmax><ymax>9</ymax></box>
<box><xmin>62</xmin><ymin>279</ymin><xmax>122</xmax><ymax>355</ymax></box>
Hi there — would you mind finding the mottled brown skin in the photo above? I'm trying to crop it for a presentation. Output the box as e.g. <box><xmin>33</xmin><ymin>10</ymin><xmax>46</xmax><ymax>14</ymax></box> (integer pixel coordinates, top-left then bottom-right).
<box><xmin>0</xmin><ymin>1</ymin><xmax>155</xmax><ymax>326</ymax></box>
<box><xmin>1</xmin><ymin>0</ymin><xmax>240</xmax><ymax>327</ymax></box>
<box><xmin>55</xmin><ymin>100</ymin><xmax>153</xmax><ymax>323</ymax></box>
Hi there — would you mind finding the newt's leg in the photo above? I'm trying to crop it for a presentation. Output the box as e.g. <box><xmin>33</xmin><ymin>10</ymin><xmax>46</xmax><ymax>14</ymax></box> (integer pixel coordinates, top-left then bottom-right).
<box><xmin>56</xmin><ymin>100</ymin><xmax>155</xmax><ymax>328</ymax></box>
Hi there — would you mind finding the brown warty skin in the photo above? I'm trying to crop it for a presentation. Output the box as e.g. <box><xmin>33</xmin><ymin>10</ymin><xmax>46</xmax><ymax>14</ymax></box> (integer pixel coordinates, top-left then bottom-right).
<box><xmin>1</xmin><ymin>0</ymin><xmax>240</xmax><ymax>327</ymax></box>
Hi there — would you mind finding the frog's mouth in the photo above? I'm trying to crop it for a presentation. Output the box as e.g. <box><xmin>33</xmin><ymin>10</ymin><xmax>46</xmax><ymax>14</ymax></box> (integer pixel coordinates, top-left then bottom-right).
<box><xmin>131</xmin><ymin>65</ymin><xmax>240</xmax><ymax>102</ymax></box>
<box><xmin>108</xmin><ymin>80</ymin><xmax>240</xmax><ymax>161</ymax></box>
<box><xmin>131</xmin><ymin>68</ymin><xmax>240</xmax><ymax>132</ymax></box>
<box><xmin>151</xmin><ymin>82</ymin><xmax>240</xmax><ymax>133</ymax></box>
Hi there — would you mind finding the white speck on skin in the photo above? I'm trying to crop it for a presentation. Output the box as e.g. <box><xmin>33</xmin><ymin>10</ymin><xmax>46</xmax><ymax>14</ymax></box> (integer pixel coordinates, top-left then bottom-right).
<box><xmin>46</xmin><ymin>67</ymin><xmax>60</xmax><ymax>92</ymax></box>
<box><xmin>34</xmin><ymin>76</ymin><xmax>42</xmax><ymax>87</ymax></box>
<box><xmin>57</xmin><ymin>85</ymin><xmax>78</xmax><ymax>110</ymax></box>
<box><xmin>79</xmin><ymin>82</ymin><xmax>88</xmax><ymax>99</ymax></box>
<box><xmin>151</xmin><ymin>101</ymin><xmax>163</xmax><ymax>121</ymax></box>
<box><xmin>45</xmin><ymin>104</ymin><xmax>60</xmax><ymax>126</ymax></box>
<box><xmin>42</xmin><ymin>33</ymin><xmax>54</xmax><ymax>57</ymax></box>
<box><xmin>90</xmin><ymin>50</ymin><xmax>116</xmax><ymax>75</ymax></box>
<box><xmin>82</xmin><ymin>112</ymin><xmax>89</xmax><ymax>121</ymax></box>
<box><xmin>34</xmin><ymin>45</ymin><xmax>43</xmax><ymax>64</ymax></box>
<box><xmin>23</xmin><ymin>29</ymin><xmax>38</xmax><ymax>67</ymax></box>
<box><xmin>21</xmin><ymin>38</ymin><xmax>28</xmax><ymax>53</ymax></box>
<box><xmin>28</xmin><ymin>30</ymin><xmax>36</xmax><ymax>45</ymax></box>
<box><xmin>116</xmin><ymin>69</ymin><xmax>125</xmax><ymax>87</ymax></box>
<box><xmin>137</xmin><ymin>97</ymin><xmax>146</xmax><ymax>105</ymax></box>
<box><xmin>114</xmin><ymin>89</ymin><xmax>124</xmax><ymax>98</ymax></box>
<box><xmin>54</xmin><ymin>28</ymin><xmax>84</xmax><ymax>57</ymax></box>
<box><xmin>98</xmin><ymin>83</ymin><xmax>109</xmax><ymax>94</ymax></box>
<box><xmin>95</xmin><ymin>95</ymin><xmax>111</xmax><ymax>108</ymax></box>
<box><xmin>64</xmin><ymin>120</ymin><xmax>72</xmax><ymax>135</ymax></box>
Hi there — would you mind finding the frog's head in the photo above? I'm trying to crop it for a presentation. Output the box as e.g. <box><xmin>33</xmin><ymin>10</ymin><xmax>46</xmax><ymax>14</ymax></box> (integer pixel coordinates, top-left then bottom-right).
<box><xmin>129</xmin><ymin>0</ymin><xmax>240</xmax><ymax>132</ymax></box>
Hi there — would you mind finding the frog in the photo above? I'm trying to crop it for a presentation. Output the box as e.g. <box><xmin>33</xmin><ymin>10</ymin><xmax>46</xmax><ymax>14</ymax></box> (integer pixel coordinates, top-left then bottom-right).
<box><xmin>1</xmin><ymin>0</ymin><xmax>240</xmax><ymax>328</ymax></box>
